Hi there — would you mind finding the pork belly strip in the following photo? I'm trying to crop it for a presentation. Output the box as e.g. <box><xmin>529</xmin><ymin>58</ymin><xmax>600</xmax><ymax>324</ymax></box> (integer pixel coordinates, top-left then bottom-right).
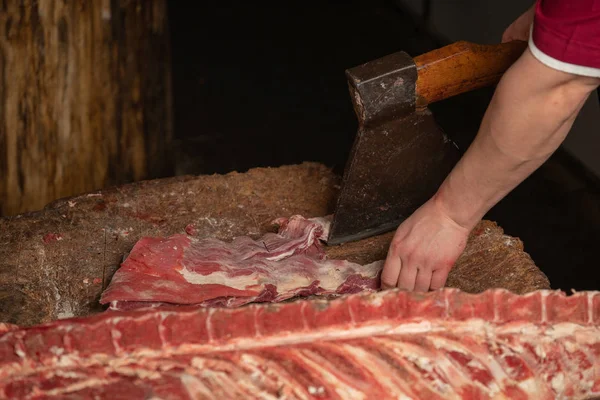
<box><xmin>100</xmin><ymin>215</ymin><xmax>382</xmax><ymax>309</ymax></box>
<box><xmin>1</xmin><ymin>288</ymin><xmax>599</xmax><ymax>399</ymax></box>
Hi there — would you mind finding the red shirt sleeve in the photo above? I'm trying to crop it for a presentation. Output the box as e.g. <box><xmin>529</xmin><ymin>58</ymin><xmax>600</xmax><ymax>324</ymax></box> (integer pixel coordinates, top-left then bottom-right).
<box><xmin>531</xmin><ymin>0</ymin><xmax>600</xmax><ymax>69</ymax></box>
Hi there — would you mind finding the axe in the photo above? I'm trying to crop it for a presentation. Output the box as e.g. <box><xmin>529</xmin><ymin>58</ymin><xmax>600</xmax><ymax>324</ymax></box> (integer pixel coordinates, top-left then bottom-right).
<box><xmin>327</xmin><ymin>40</ymin><xmax>527</xmax><ymax>245</ymax></box>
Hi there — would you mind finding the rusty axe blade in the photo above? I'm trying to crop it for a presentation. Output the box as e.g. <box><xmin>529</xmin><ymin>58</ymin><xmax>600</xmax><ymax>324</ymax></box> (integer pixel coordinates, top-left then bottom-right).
<box><xmin>327</xmin><ymin>41</ymin><xmax>527</xmax><ymax>245</ymax></box>
<box><xmin>327</xmin><ymin>51</ymin><xmax>459</xmax><ymax>245</ymax></box>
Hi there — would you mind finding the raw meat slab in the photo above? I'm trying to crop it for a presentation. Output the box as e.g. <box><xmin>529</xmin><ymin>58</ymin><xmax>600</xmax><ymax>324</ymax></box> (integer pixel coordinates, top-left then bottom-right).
<box><xmin>100</xmin><ymin>215</ymin><xmax>382</xmax><ymax>310</ymax></box>
<box><xmin>1</xmin><ymin>288</ymin><xmax>599</xmax><ymax>399</ymax></box>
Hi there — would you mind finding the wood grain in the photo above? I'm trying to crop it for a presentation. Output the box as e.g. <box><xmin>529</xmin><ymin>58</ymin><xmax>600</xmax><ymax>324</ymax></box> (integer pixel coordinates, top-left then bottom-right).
<box><xmin>0</xmin><ymin>0</ymin><xmax>173</xmax><ymax>216</ymax></box>
<box><xmin>414</xmin><ymin>40</ymin><xmax>527</xmax><ymax>106</ymax></box>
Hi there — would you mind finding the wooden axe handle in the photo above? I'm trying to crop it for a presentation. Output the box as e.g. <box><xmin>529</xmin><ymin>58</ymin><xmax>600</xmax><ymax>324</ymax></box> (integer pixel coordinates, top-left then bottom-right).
<box><xmin>414</xmin><ymin>40</ymin><xmax>527</xmax><ymax>106</ymax></box>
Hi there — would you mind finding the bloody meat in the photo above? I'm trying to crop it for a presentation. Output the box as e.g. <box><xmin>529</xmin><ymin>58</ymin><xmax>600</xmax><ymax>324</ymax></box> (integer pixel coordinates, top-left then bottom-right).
<box><xmin>2</xmin><ymin>289</ymin><xmax>600</xmax><ymax>399</ymax></box>
<box><xmin>100</xmin><ymin>215</ymin><xmax>383</xmax><ymax>310</ymax></box>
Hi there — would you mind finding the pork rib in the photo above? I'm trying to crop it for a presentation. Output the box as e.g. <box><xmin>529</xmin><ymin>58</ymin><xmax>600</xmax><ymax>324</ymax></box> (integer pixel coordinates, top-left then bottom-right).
<box><xmin>2</xmin><ymin>288</ymin><xmax>599</xmax><ymax>399</ymax></box>
<box><xmin>100</xmin><ymin>215</ymin><xmax>382</xmax><ymax>310</ymax></box>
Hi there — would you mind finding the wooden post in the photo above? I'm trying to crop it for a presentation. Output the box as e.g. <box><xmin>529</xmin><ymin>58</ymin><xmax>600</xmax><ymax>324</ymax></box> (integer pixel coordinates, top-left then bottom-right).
<box><xmin>0</xmin><ymin>0</ymin><xmax>173</xmax><ymax>216</ymax></box>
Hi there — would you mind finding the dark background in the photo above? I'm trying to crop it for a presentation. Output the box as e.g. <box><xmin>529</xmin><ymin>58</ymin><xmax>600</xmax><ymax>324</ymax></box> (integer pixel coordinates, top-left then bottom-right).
<box><xmin>167</xmin><ymin>0</ymin><xmax>600</xmax><ymax>292</ymax></box>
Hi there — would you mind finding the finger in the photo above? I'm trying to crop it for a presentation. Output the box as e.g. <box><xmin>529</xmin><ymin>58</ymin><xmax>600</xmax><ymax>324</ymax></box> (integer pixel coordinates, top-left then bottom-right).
<box><xmin>397</xmin><ymin>263</ymin><xmax>417</xmax><ymax>291</ymax></box>
<box><xmin>430</xmin><ymin>269</ymin><xmax>449</xmax><ymax>291</ymax></box>
<box><xmin>414</xmin><ymin>268</ymin><xmax>432</xmax><ymax>292</ymax></box>
<box><xmin>381</xmin><ymin>254</ymin><xmax>402</xmax><ymax>290</ymax></box>
<box><xmin>501</xmin><ymin>33</ymin><xmax>513</xmax><ymax>43</ymax></box>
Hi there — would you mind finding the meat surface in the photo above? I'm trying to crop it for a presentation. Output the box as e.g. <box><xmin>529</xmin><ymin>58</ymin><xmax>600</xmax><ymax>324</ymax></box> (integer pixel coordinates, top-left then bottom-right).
<box><xmin>1</xmin><ymin>288</ymin><xmax>599</xmax><ymax>399</ymax></box>
<box><xmin>100</xmin><ymin>215</ymin><xmax>382</xmax><ymax>310</ymax></box>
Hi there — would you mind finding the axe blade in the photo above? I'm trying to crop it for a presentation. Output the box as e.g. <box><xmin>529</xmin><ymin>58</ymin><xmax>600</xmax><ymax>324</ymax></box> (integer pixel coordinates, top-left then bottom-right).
<box><xmin>327</xmin><ymin>41</ymin><xmax>527</xmax><ymax>245</ymax></box>
<box><xmin>327</xmin><ymin>109</ymin><xmax>460</xmax><ymax>245</ymax></box>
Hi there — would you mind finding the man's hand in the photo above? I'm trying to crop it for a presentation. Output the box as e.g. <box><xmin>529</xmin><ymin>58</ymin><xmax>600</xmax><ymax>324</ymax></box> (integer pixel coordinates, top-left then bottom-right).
<box><xmin>381</xmin><ymin>196</ymin><xmax>470</xmax><ymax>292</ymax></box>
<box><xmin>381</xmin><ymin>48</ymin><xmax>598</xmax><ymax>293</ymax></box>
<box><xmin>502</xmin><ymin>5</ymin><xmax>536</xmax><ymax>42</ymax></box>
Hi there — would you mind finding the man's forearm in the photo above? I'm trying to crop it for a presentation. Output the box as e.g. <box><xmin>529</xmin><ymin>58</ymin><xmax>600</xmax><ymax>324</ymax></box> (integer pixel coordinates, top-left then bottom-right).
<box><xmin>434</xmin><ymin>48</ymin><xmax>600</xmax><ymax>230</ymax></box>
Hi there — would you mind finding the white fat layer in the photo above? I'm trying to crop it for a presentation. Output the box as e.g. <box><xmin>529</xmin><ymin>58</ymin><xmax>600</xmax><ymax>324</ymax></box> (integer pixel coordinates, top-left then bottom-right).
<box><xmin>551</xmin><ymin>373</ymin><xmax>565</xmax><ymax>394</ymax></box>
<box><xmin>42</xmin><ymin>378</ymin><xmax>117</xmax><ymax>397</ymax></box>
<box><xmin>180</xmin><ymin>374</ymin><xmax>215</xmax><ymax>399</ymax></box>
<box><xmin>178</xmin><ymin>260</ymin><xmax>383</xmax><ymax>293</ymax></box>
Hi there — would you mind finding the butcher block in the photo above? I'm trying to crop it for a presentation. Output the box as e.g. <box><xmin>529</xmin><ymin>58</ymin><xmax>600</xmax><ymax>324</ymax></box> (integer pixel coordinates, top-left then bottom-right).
<box><xmin>0</xmin><ymin>162</ymin><xmax>549</xmax><ymax>327</ymax></box>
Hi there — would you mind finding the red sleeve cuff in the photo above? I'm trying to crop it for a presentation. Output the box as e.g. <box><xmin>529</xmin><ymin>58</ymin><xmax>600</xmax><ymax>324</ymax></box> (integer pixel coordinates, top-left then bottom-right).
<box><xmin>531</xmin><ymin>0</ymin><xmax>600</xmax><ymax>70</ymax></box>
